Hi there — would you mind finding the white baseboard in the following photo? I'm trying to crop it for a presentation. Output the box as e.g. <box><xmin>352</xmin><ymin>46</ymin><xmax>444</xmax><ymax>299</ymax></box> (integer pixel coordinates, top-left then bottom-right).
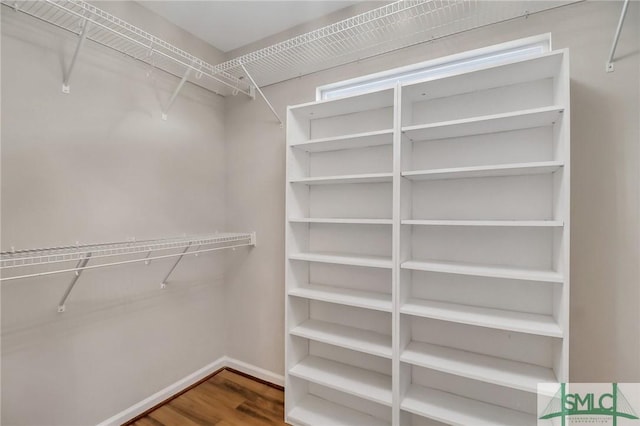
<box><xmin>96</xmin><ymin>356</ymin><xmax>283</xmax><ymax>426</ymax></box>
<box><xmin>223</xmin><ymin>356</ymin><xmax>285</xmax><ymax>387</ymax></box>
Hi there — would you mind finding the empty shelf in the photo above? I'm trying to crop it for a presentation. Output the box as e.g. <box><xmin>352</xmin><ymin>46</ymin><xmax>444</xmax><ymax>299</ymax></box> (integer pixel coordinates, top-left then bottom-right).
<box><xmin>401</xmin><ymin>299</ymin><xmax>563</xmax><ymax>338</ymax></box>
<box><xmin>288</xmin><ymin>284</ymin><xmax>392</xmax><ymax>312</ymax></box>
<box><xmin>289</xmin><ymin>356</ymin><xmax>392</xmax><ymax>407</ymax></box>
<box><xmin>401</xmin><ymin>106</ymin><xmax>564</xmax><ymax>141</ymax></box>
<box><xmin>291</xmin><ymin>319</ymin><xmax>392</xmax><ymax>359</ymax></box>
<box><xmin>289</xmin><ymin>88</ymin><xmax>394</xmax><ymax>119</ymax></box>
<box><xmin>289</xmin><ymin>252</ymin><xmax>392</xmax><ymax>269</ymax></box>
<box><xmin>402</xmin><ymin>384</ymin><xmax>535</xmax><ymax>426</ymax></box>
<box><xmin>402</xmin><ymin>219</ymin><xmax>563</xmax><ymax>227</ymax></box>
<box><xmin>290</xmin><ymin>173</ymin><xmax>393</xmax><ymax>185</ymax></box>
<box><xmin>402</xmin><ymin>161</ymin><xmax>563</xmax><ymax>181</ymax></box>
<box><xmin>290</xmin><ymin>218</ymin><xmax>392</xmax><ymax>225</ymax></box>
<box><xmin>402</xmin><ymin>51</ymin><xmax>564</xmax><ymax>102</ymax></box>
<box><xmin>401</xmin><ymin>341</ymin><xmax>557</xmax><ymax>393</ymax></box>
<box><xmin>287</xmin><ymin>394</ymin><xmax>388</xmax><ymax>426</ymax></box>
<box><xmin>290</xmin><ymin>129</ymin><xmax>393</xmax><ymax>152</ymax></box>
<box><xmin>401</xmin><ymin>259</ymin><xmax>563</xmax><ymax>283</ymax></box>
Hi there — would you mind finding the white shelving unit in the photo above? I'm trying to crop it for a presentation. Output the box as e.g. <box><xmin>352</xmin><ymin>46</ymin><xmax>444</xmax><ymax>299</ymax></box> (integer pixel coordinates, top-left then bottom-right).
<box><xmin>286</xmin><ymin>48</ymin><xmax>569</xmax><ymax>425</ymax></box>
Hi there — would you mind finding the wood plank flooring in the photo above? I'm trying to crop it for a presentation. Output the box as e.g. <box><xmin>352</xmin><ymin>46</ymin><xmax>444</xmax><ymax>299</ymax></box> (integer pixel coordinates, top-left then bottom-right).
<box><xmin>128</xmin><ymin>369</ymin><xmax>287</xmax><ymax>426</ymax></box>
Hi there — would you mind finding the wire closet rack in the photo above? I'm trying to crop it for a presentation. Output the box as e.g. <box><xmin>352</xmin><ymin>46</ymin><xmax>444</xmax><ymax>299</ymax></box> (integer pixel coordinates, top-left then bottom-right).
<box><xmin>3</xmin><ymin>0</ymin><xmax>253</xmax><ymax>98</ymax></box>
<box><xmin>4</xmin><ymin>0</ymin><xmax>583</xmax><ymax>99</ymax></box>
<box><xmin>1</xmin><ymin>232</ymin><xmax>256</xmax><ymax>311</ymax></box>
<box><xmin>218</xmin><ymin>0</ymin><xmax>582</xmax><ymax>88</ymax></box>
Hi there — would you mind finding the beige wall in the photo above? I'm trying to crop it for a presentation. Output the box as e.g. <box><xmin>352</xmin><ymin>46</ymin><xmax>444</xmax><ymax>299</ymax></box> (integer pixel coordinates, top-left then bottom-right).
<box><xmin>0</xmin><ymin>2</ymin><xmax>236</xmax><ymax>425</ymax></box>
<box><xmin>225</xmin><ymin>0</ymin><xmax>640</xmax><ymax>382</ymax></box>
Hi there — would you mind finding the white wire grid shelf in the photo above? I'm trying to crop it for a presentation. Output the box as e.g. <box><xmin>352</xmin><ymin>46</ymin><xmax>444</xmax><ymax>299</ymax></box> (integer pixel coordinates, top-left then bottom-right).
<box><xmin>3</xmin><ymin>0</ymin><xmax>252</xmax><ymax>97</ymax></box>
<box><xmin>218</xmin><ymin>0</ymin><xmax>581</xmax><ymax>88</ymax></box>
<box><xmin>0</xmin><ymin>232</ymin><xmax>256</xmax><ymax>281</ymax></box>
<box><xmin>5</xmin><ymin>0</ymin><xmax>582</xmax><ymax>98</ymax></box>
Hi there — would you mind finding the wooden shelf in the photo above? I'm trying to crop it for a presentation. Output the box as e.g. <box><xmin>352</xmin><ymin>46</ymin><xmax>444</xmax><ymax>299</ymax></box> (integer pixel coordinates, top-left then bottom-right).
<box><xmin>288</xmin><ymin>284</ymin><xmax>392</xmax><ymax>312</ymax></box>
<box><xmin>291</xmin><ymin>319</ymin><xmax>392</xmax><ymax>358</ymax></box>
<box><xmin>289</xmin><ymin>251</ymin><xmax>392</xmax><ymax>269</ymax></box>
<box><xmin>288</xmin><ymin>395</ymin><xmax>388</xmax><ymax>426</ymax></box>
<box><xmin>401</xmin><ymin>259</ymin><xmax>563</xmax><ymax>283</ymax></box>
<box><xmin>290</xmin><ymin>218</ymin><xmax>392</xmax><ymax>225</ymax></box>
<box><xmin>401</xmin><ymin>384</ymin><xmax>535</xmax><ymax>426</ymax></box>
<box><xmin>290</xmin><ymin>173</ymin><xmax>393</xmax><ymax>185</ymax></box>
<box><xmin>402</xmin><ymin>106</ymin><xmax>564</xmax><ymax>141</ymax></box>
<box><xmin>401</xmin><ymin>341</ymin><xmax>557</xmax><ymax>393</ymax></box>
<box><xmin>291</xmin><ymin>129</ymin><xmax>393</xmax><ymax>152</ymax></box>
<box><xmin>289</xmin><ymin>356</ymin><xmax>392</xmax><ymax>407</ymax></box>
<box><xmin>402</xmin><ymin>161</ymin><xmax>563</xmax><ymax>181</ymax></box>
<box><xmin>402</xmin><ymin>219</ymin><xmax>563</xmax><ymax>227</ymax></box>
<box><xmin>401</xmin><ymin>299</ymin><xmax>563</xmax><ymax>338</ymax></box>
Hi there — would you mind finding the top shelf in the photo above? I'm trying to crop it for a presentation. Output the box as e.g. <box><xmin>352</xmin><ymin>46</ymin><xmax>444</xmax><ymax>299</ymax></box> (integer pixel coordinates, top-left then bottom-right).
<box><xmin>402</xmin><ymin>50</ymin><xmax>565</xmax><ymax>102</ymax></box>
<box><xmin>289</xmin><ymin>88</ymin><xmax>394</xmax><ymax>120</ymax></box>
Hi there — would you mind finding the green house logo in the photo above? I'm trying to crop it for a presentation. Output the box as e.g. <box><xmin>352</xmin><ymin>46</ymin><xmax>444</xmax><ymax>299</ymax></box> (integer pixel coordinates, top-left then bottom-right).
<box><xmin>540</xmin><ymin>383</ymin><xmax>639</xmax><ymax>425</ymax></box>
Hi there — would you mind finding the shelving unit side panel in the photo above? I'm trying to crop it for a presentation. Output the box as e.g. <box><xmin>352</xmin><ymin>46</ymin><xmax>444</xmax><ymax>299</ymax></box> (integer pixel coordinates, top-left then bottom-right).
<box><xmin>391</xmin><ymin>83</ymin><xmax>403</xmax><ymax>426</ymax></box>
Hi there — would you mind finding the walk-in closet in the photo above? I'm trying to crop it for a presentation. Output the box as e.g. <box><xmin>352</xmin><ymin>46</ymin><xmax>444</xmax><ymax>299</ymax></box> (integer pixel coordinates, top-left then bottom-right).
<box><xmin>1</xmin><ymin>1</ymin><xmax>639</xmax><ymax>425</ymax></box>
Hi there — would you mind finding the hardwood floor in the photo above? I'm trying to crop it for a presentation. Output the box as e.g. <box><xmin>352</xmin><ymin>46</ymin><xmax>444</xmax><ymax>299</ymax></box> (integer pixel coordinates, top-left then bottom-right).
<box><xmin>128</xmin><ymin>369</ymin><xmax>287</xmax><ymax>426</ymax></box>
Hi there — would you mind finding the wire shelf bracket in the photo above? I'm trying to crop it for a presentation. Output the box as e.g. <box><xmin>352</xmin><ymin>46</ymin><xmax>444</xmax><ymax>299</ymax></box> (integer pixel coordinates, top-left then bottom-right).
<box><xmin>62</xmin><ymin>18</ymin><xmax>90</xmax><ymax>93</ymax></box>
<box><xmin>57</xmin><ymin>252</ymin><xmax>91</xmax><ymax>312</ymax></box>
<box><xmin>1</xmin><ymin>232</ymin><xmax>256</xmax><ymax>312</ymax></box>
<box><xmin>606</xmin><ymin>0</ymin><xmax>630</xmax><ymax>73</ymax></box>
<box><xmin>241</xmin><ymin>65</ymin><xmax>283</xmax><ymax>127</ymax></box>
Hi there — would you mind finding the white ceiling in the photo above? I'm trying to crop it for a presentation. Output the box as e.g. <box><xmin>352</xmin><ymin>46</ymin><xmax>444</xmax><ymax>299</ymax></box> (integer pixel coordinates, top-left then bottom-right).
<box><xmin>139</xmin><ymin>1</ymin><xmax>360</xmax><ymax>53</ymax></box>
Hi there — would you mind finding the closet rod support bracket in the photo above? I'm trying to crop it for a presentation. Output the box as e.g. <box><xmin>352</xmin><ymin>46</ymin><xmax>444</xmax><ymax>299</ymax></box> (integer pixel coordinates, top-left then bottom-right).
<box><xmin>606</xmin><ymin>0</ymin><xmax>630</xmax><ymax>73</ymax></box>
<box><xmin>62</xmin><ymin>19</ymin><xmax>91</xmax><ymax>93</ymax></box>
<box><xmin>162</xmin><ymin>68</ymin><xmax>191</xmax><ymax>120</ymax></box>
<box><xmin>160</xmin><ymin>243</ymin><xmax>192</xmax><ymax>288</ymax></box>
<box><xmin>57</xmin><ymin>252</ymin><xmax>92</xmax><ymax>312</ymax></box>
<box><xmin>241</xmin><ymin>65</ymin><xmax>283</xmax><ymax>127</ymax></box>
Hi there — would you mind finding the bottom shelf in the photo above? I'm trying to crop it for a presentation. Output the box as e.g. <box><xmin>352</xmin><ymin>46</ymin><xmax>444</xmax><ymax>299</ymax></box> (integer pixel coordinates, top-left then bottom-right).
<box><xmin>288</xmin><ymin>395</ymin><xmax>388</xmax><ymax>426</ymax></box>
<box><xmin>402</xmin><ymin>384</ymin><xmax>535</xmax><ymax>426</ymax></box>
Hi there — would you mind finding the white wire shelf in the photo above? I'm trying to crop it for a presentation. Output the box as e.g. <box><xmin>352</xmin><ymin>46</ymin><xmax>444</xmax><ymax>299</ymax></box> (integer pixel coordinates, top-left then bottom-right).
<box><xmin>0</xmin><ymin>232</ymin><xmax>255</xmax><ymax>281</ymax></box>
<box><xmin>216</xmin><ymin>0</ymin><xmax>581</xmax><ymax>88</ymax></box>
<box><xmin>3</xmin><ymin>0</ymin><xmax>251</xmax><ymax>97</ymax></box>
<box><xmin>1</xmin><ymin>232</ymin><xmax>256</xmax><ymax>312</ymax></box>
